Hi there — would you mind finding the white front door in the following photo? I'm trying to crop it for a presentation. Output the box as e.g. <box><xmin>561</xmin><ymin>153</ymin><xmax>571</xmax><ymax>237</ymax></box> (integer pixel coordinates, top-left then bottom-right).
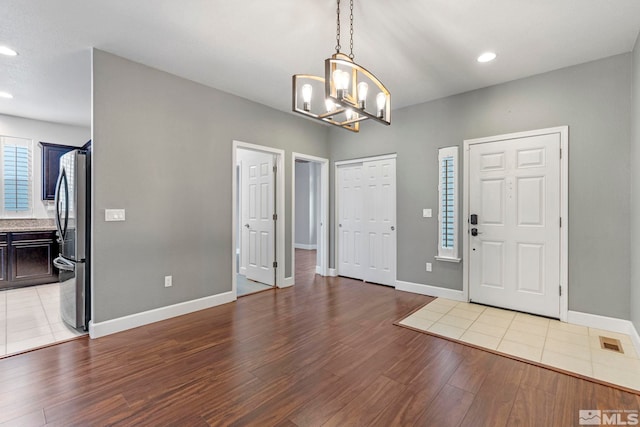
<box><xmin>337</xmin><ymin>157</ymin><xmax>397</xmax><ymax>286</ymax></box>
<box><xmin>469</xmin><ymin>133</ymin><xmax>560</xmax><ymax>317</ymax></box>
<box><xmin>337</xmin><ymin>163</ymin><xmax>364</xmax><ymax>280</ymax></box>
<box><xmin>241</xmin><ymin>150</ymin><xmax>275</xmax><ymax>286</ymax></box>
<box><xmin>363</xmin><ymin>159</ymin><xmax>396</xmax><ymax>286</ymax></box>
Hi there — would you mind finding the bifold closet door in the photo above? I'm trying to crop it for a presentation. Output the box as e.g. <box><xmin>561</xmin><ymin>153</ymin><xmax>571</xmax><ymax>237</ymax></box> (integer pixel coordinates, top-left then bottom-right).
<box><xmin>338</xmin><ymin>158</ymin><xmax>396</xmax><ymax>286</ymax></box>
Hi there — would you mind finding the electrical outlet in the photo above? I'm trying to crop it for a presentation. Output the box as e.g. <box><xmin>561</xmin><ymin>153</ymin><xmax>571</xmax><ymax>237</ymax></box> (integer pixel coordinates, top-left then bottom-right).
<box><xmin>426</xmin><ymin>263</ymin><xmax>432</xmax><ymax>272</ymax></box>
<box><xmin>164</xmin><ymin>275</ymin><xmax>172</xmax><ymax>287</ymax></box>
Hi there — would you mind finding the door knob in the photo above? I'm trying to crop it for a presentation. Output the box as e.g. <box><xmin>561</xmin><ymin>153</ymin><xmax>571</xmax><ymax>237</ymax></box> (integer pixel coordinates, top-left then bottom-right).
<box><xmin>339</xmin><ymin>224</ymin><xmax>342</xmax><ymax>228</ymax></box>
<box><xmin>471</xmin><ymin>228</ymin><xmax>482</xmax><ymax>236</ymax></box>
<box><xmin>244</xmin><ymin>224</ymin><xmax>250</xmax><ymax>228</ymax></box>
<box><xmin>391</xmin><ymin>226</ymin><xmax>395</xmax><ymax>231</ymax></box>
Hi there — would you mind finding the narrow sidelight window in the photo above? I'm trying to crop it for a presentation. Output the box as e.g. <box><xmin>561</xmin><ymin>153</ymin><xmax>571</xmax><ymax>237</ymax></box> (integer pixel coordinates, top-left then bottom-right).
<box><xmin>436</xmin><ymin>146</ymin><xmax>460</xmax><ymax>262</ymax></box>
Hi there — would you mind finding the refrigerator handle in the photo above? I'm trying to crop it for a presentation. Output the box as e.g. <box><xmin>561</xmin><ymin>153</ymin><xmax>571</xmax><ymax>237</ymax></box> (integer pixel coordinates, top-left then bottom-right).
<box><xmin>53</xmin><ymin>256</ymin><xmax>75</xmax><ymax>271</ymax></box>
<box><xmin>54</xmin><ymin>169</ymin><xmax>69</xmax><ymax>240</ymax></box>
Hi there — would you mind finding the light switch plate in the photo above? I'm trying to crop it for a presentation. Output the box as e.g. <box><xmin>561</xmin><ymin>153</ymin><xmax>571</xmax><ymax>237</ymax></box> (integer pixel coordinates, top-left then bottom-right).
<box><xmin>105</xmin><ymin>209</ymin><xmax>126</xmax><ymax>222</ymax></box>
<box><xmin>423</xmin><ymin>208</ymin><xmax>432</xmax><ymax>218</ymax></box>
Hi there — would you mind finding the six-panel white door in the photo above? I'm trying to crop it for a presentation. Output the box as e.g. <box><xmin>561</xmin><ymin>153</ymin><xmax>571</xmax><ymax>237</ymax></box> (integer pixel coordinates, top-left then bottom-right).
<box><xmin>337</xmin><ymin>158</ymin><xmax>396</xmax><ymax>287</ymax></box>
<box><xmin>337</xmin><ymin>163</ymin><xmax>364</xmax><ymax>280</ymax></box>
<box><xmin>362</xmin><ymin>159</ymin><xmax>396</xmax><ymax>286</ymax></box>
<box><xmin>468</xmin><ymin>133</ymin><xmax>560</xmax><ymax>317</ymax></box>
<box><xmin>241</xmin><ymin>150</ymin><xmax>275</xmax><ymax>286</ymax></box>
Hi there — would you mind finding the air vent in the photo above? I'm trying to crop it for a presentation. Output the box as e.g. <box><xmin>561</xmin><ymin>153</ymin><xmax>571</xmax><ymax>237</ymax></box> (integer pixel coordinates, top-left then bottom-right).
<box><xmin>599</xmin><ymin>336</ymin><xmax>623</xmax><ymax>354</ymax></box>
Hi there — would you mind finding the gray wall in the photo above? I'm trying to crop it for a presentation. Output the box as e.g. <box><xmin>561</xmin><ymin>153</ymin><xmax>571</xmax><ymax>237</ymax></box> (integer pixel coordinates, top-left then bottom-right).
<box><xmin>631</xmin><ymin>35</ymin><xmax>640</xmax><ymax>331</ymax></box>
<box><xmin>92</xmin><ymin>49</ymin><xmax>328</xmax><ymax>322</ymax></box>
<box><xmin>329</xmin><ymin>54</ymin><xmax>632</xmax><ymax>320</ymax></box>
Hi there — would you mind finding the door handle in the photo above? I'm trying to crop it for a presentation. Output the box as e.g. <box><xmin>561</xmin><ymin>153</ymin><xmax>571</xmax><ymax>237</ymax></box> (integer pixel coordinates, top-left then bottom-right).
<box><xmin>471</xmin><ymin>228</ymin><xmax>483</xmax><ymax>236</ymax></box>
<box><xmin>391</xmin><ymin>226</ymin><xmax>395</xmax><ymax>231</ymax></box>
<box><xmin>244</xmin><ymin>224</ymin><xmax>250</xmax><ymax>229</ymax></box>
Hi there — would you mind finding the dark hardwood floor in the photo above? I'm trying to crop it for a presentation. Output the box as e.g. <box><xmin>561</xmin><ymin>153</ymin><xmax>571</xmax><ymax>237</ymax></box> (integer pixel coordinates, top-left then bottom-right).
<box><xmin>0</xmin><ymin>249</ymin><xmax>637</xmax><ymax>426</ymax></box>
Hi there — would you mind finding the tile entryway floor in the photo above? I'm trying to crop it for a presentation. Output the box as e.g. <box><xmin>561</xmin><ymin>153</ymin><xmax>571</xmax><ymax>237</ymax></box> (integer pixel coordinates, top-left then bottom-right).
<box><xmin>0</xmin><ymin>283</ymin><xmax>86</xmax><ymax>357</ymax></box>
<box><xmin>399</xmin><ymin>297</ymin><xmax>640</xmax><ymax>391</ymax></box>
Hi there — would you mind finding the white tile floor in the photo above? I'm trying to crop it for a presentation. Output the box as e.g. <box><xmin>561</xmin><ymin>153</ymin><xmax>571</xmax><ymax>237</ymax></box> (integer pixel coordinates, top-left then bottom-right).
<box><xmin>400</xmin><ymin>298</ymin><xmax>640</xmax><ymax>391</ymax></box>
<box><xmin>0</xmin><ymin>283</ymin><xmax>86</xmax><ymax>357</ymax></box>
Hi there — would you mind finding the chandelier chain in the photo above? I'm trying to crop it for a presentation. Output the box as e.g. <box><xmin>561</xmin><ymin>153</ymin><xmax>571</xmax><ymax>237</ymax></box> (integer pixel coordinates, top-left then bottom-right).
<box><xmin>335</xmin><ymin>0</ymin><xmax>341</xmax><ymax>53</ymax></box>
<box><xmin>349</xmin><ymin>0</ymin><xmax>354</xmax><ymax>59</ymax></box>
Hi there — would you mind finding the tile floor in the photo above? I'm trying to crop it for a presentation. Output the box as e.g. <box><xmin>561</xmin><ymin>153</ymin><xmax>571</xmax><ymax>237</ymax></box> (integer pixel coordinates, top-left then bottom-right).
<box><xmin>0</xmin><ymin>283</ymin><xmax>86</xmax><ymax>357</ymax></box>
<box><xmin>399</xmin><ymin>297</ymin><xmax>640</xmax><ymax>391</ymax></box>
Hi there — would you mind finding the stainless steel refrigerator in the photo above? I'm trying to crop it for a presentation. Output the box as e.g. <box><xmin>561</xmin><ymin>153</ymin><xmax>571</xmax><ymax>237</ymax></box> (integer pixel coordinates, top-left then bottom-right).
<box><xmin>53</xmin><ymin>148</ymin><xmax>90</xmax><ymax>330</ymax></box>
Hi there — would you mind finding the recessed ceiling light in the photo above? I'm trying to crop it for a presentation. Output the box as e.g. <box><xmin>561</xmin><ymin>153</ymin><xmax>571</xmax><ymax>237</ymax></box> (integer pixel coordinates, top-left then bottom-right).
<box><xmin>0</xmin><ymin>92</ymin><xmax>14</xmax><ymax>99</ymax></box>
<box><xmin>477</xmin><ymin>52</ymin><xmax>497</xmax><ymax>63</ymax></box>
<box><xmin>0</xmin><ymin>46</ymin><xmax>18</xmax><ymax>56</ymax></box>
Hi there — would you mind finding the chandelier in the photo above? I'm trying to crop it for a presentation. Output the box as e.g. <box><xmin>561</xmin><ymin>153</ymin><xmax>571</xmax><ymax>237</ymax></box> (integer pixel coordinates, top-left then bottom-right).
<box><xmin>292</xmin><ymin>0</ymin><xmax>390</xmax><ymax>133</ymax></box>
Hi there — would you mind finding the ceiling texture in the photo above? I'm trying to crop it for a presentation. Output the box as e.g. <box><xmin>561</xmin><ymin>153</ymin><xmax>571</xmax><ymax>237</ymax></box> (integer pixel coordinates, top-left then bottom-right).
<box><xmin>1</xmin><ymin>0</ymin><xmax>640</xmax><ymax>128</ymax></box>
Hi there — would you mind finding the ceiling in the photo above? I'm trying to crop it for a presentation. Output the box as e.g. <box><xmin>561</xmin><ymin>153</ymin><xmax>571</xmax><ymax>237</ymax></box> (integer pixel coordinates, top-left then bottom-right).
<box><xmin>1</xmin><ymin>0</ymin><xmax>640</xmax><ymax>128</ymax></box>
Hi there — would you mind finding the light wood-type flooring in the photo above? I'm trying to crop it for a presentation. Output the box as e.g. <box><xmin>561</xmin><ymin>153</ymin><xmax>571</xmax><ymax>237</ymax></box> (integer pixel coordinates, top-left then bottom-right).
<box><xmin>0</xmin><ymin>249</ymin><xmax>637</xmax><ymax>426</ymax></box>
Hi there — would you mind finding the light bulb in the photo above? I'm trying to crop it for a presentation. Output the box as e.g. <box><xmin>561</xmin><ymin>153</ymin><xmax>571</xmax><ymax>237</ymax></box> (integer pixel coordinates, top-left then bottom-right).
<box><xmin>357</xmin><ymin>82</ymin><xmax>368</xmax><ymax>108</ymax></box>
<box><xmin>333</xmin><ymin>69</ymin><xmax>349</xmax><ymax>99</ymax></box>
<box><xmin>325</xmin><ymin>98</ymin><xmax>335</xmax><ymax>112</ymax></box>
<box><xmin>345</xmin><ymin>108</ymin><xmax>353</xmax><ymax>120</ymax></box>
<box><xmin>376</xmin><ymin>92</ymin><xmax>386</xmax><ymax>119</ymax></box>
<box><xmin>340</xmin><ymin>70</ymin><xmax>351</xmax><ymax>91</ymax></box>
<box><xmin>333</xmin><ymin>70</ymin><xmax>345</xmax><ymax>90</ymax></box>
<box><xmin>301</xmin><ymin>84</ymin><xmax>312</xmax><ymax>112</ymax></box>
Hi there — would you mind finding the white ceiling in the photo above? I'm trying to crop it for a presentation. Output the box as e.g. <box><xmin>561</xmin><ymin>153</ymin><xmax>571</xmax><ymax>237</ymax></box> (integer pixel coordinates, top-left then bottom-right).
<box><xmin>1</xmin><ymin>0</ymin><xmax>639</xmax><ymax>128</ymax></box>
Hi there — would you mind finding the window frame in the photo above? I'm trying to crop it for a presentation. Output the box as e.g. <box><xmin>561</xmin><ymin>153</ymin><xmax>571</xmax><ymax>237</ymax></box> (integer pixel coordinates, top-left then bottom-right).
<box><xmin>436</xmin><ymin>146</ymin><xmax>460</xmax><ymax>263</ymax></box>
<box><xmin>0</xmin><ymin>136</ymin><xmax>34</xmax><ymax>219</ymax></box>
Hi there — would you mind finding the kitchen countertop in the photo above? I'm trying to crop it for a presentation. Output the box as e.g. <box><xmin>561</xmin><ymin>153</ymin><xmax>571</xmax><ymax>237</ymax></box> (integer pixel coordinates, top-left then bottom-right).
<box><xmin>0</xmin><ymin>219</ymin><xmax>57</xmax><ymax>232</ymax></box>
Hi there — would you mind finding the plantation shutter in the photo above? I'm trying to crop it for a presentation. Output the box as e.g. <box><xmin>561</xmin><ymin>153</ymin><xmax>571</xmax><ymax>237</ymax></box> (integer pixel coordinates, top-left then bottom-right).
<box><xmin>1</xmin><ymin>137</ymin><xmax>32</xmax><ymax>216</ymax></box>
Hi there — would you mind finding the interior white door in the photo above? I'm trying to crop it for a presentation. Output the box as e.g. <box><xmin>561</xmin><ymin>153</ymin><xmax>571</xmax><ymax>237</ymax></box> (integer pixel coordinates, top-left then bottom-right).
<box><xmin>337</xmin><ymin>158</ymin><xmax>396</xmax><ymax>286</ymax></box>
<box><xmin>469</xmin><ymin>133</ymin><xmax>560</xmax><ymax>317</ymax></box>
<box><xmin>337</xmin><ymin>163</ymin><xmax>364</xmax><ymax>280</ymax></box>
<box><xmin>241</xmin><ymin>150</ymin><xmax>275</xmax><ymax>286</ymax></box>
<box><xmin>362</xmin><ymin>159</ymin><xmax>397</xmax><ymax>286</ymax></box>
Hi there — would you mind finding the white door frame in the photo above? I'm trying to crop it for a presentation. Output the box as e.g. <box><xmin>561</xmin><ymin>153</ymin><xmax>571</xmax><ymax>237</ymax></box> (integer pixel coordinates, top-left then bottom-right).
<box><xmin>334</xmin><ymin>153</ymin><xmax>397</xmax><ymax>284</ymax></box>
<box><xmin>232</xmin><ymin>140</ymin><xmax>286</xmax><ymax>297</ymax></box>
<box><xmin>292</xmin><ymin>152</ymin><xmax>329</xmax><ymax>277</ymax></box>
<box><xmin>462</xmin><ymin>126</ymin><xmax>569</xmax><ymax>321</ymax></box>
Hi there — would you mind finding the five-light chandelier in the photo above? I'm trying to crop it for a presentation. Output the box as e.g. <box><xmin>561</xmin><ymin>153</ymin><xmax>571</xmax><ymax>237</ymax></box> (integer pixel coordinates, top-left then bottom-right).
<box><xmin>292</xmin><ymin>0</ymin><xmax>390</xmax><ymax>132</ymax></box>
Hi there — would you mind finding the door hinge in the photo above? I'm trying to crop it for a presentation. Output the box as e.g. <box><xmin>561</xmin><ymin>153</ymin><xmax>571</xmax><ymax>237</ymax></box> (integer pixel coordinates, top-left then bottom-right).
<box><xmin>273</xmin><ymin>213</ymin><xmax>278</xmax><ymax>220</ymax></box>
<box><xmin>559</xmin><ymin>217</ymin><xmax>562</xmax><ymax>228</ymax></box>
<box><xmin>273</xmin><ymin>261</ymin><xmax>278</xmax><ymax>268</ymax></box>
<box><xmin>560</xmin><ymin>148</ymin><xmax>562</xmax><ymax>159</ymax></box>
<box><xmin>273</xmin><ymin>165</ymin><xmax>277</xmax><ymax>173</ymax></box>
<box><xmin>559</xmin><ymin>285</ymin><xmax>562</xmax><ymax>296</ymax></box>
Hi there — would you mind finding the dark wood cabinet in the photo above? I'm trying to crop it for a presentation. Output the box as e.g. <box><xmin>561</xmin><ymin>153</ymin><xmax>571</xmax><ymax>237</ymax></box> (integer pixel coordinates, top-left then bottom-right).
<box><xmin>40</xmin><ymin>142</ymin><xmax>75</xmax><ymax>200</ymax></box>
<box><xmin>0</xmin><ymin>231</ymin><xmax>58</xmax><ymax>290</ymax></box>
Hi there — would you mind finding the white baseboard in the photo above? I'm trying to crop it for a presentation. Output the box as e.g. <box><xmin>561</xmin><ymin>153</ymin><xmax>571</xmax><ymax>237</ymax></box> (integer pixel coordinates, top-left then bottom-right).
<box><xmin>315</xmin><ymin>266</ymin><xmax>323</xmax><ymax>275</ymax></box>
<box><xmin>568</xmin><ymin>310</ymin><xmax>640</xmax><ymax>356</ymax></box>
<box><xmin>89</xmin><ymin>291</ymin><xmax>235</xmax><ymax>339</ymax></box>
<box><xmin>280</xmin><ymin>276</ymin><xmax>294</xmax><ymax>288</ymax></box>
<box><xmin>328</xmin><ymin>268</ymin><xmax>338</xmax><ymax>277</ymax></box>
<box><xmin>395</xmin><ymin>280</ymin><xmax>465</xmax><ymax>302</ymax></box>
<box><xmin>239</xmin><ymin>266</ymin><xmax>247</xmax><ymax>275</ymax></box>
<box><xmin>294</xmin><ymin>243</ymin><xmax>317</xmax><ymax>250</ymax></box>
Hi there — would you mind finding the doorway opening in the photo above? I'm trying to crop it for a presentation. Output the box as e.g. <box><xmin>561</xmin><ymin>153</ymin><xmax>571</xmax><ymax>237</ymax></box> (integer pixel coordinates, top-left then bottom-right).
<box><xmin>232</xmin><ymin>141</ymin><xmax>285</xmax><ymax>298</ymax></box>
<box><xmin>292</xmin><ymin>153</ymin><xmax>329</xmax><ymax>280</ymax></box>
